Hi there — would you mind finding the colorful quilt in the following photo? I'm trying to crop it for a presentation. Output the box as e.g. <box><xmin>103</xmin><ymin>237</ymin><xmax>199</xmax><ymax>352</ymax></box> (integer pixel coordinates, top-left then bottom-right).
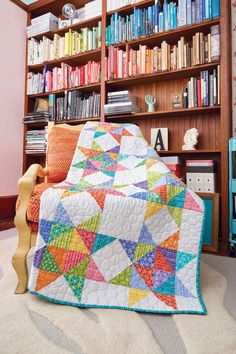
<box><xmin>29</xmin><ymin>122</ymin><xmax>206</xmax><ymax>314</ymax></box>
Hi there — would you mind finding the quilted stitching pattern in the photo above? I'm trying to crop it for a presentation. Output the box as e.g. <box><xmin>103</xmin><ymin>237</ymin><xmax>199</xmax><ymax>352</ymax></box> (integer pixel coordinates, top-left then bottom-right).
<box><xmin>29</xmin><ymin>122</ymin><xmax>206</xmax><ymax>314</ymax></box>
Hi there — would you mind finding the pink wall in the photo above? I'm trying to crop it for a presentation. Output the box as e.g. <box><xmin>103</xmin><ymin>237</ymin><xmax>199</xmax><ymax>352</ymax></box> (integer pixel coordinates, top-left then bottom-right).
<box><xmin>0</xmin><ymin>0</ymin><xmax>26</xmax><ymax>196</ymax></box>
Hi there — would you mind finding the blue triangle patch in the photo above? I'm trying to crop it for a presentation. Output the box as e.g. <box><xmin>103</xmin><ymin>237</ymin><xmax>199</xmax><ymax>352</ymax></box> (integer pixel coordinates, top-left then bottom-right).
<box><xmin>137</xmin><ymin>248</ymin><xmax>156</xmax><ymax>268</ymax></box>
<box><xmin>39</xmin><ymin>219</ymin><xmax>53</xmax><ymax>243</ymax></box>
<box><xmin>119</xmin><ymin>239</ymin><xmax>137</xmax><ymax>261</ymax></box>
<box><xmin>130</xmin><ymin>192</ymin><xmax>148</xmax><ymax>200</ymax></box>
<box><xmin>175</xmin><ymin>276</ymin><xmax>195</xmax><ymax>298</ymax></box>
<box><xmin>112</xmin><ymin>128</ymin><xmax>123</xmax><ymax>135</ymax></box>
<box><xmin>139</xmin><ymin>225</ymin><xmax>155</xmax><ymax>245</ymax></box>
<box><xmin>130</xmin><ymin>266</ymin><xmax>149</xmax><ymax>290</ymax></box>
<box><xmin>94</xmin><ymin>131</ymin><xmax>107</xmax><ymax>139</ymax></box>
<box><xmin>134</xmin><ymin>181</ymin><xmax>149</xmax><ymax>190</ymax></box>
<box><xmin>54</xmin><ymin>202</ymin><xmax>74</xmax><ymax>227</ymax></box>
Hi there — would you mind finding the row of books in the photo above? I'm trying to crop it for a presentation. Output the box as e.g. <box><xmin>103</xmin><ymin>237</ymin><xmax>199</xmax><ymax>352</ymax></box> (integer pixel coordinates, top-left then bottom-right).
<box><xmin>23</xmin><ymin>111</ymin><xmax>50</xmax><ymax>124</ymax></box>
<box><xmin>105</xmin><ymin>30</ymin><xmax>220</xmax><ymax>80</ymax></box>
<box><xmin>25</xmin><ymin>129</ymin><xmax>47</xmax><ymax>154</ymax></box>
<box><xmin>28</xmin><ymin>23</ymin><xmax>102</xmax><ymax>66</ymax></box>
<box><xmin>49</xmin><ymin>91</ymin><xmax>101</xmax><ymax>121</ymax></box>
<box><xmin>181</xmin><ymin>67</ymin><xmax>220</xmax><ymax>108</ymax></box>
<box><xmin>27</xmin><ymin>62</ymin><xmax>101</xmax><ymax>95</ymax></box>
<box><xmin>106</xmin><ymin>0</ymin><xmax>220</xmax><ymax>45</ymax></box>
<box><xmin>27</xmin><ymin>13</ymin><xmax>58</xmax><ymax>38</ymax></box>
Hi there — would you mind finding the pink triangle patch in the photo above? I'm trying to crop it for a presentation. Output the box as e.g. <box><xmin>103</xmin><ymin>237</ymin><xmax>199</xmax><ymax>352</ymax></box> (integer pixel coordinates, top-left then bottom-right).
<box><xmin>86</xmin><ymin>258</ymin><xmax>106</xmax><ymax>282</ymax></box>
<box><xmin>76</xmin><ymin>229</ymin><xmax>96</xmax><ymax>253</ymax></box>
<box><xmin>184</xmin><ymin>191</ymin><xmax>204</xmax><ymax>212</ymax></box>
<box><xmin>83</xmin><ymin>169</ymin><xmax>98</xmax><ymax>177</ymax></box>
<box><xmin>91</xmin><ymin>160</ymin><xmax>103</xmax><ymax>169</ymax></box>
<box><xmin>64</xmin><ymin>251</ymin><xmax>88</xmax><ymax>273</ymax></box>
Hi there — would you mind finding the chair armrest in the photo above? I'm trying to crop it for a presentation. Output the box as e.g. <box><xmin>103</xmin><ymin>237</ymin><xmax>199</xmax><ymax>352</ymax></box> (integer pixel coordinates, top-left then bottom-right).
<box><xmin>15</xmin><ymin>164</ymin><xmax>48</xmax><ymax>227</ymax></box>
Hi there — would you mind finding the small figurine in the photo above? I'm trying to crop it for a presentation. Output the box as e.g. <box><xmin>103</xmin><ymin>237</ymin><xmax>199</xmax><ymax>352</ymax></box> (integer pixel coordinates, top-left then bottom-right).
<box><xmin>145</xmin><ymin>95</ymin><xmax>157</xmax><ymax>112</ymax></box>
<box><xmin>182</xmin><ymin>128</ymin><xmax>199</xmax><ymax>150</ymax></box>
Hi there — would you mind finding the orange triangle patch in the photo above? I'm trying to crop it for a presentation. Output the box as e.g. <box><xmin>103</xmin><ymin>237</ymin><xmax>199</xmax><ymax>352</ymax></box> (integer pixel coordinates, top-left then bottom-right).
<box><xmin>47</xmin><ymin>246</ymin><xmax>69</xmax><ymax>272</ymax></box>
<box><xmin>89</xmin><ymin>190</ymin><xmax>107</xmax><ymax>210</ymax></box>
<box><xmin>154</xmin><ymin>249</ymin><xmax>174</xmax><ymax>273</ymax></box>
<box><xmin>154</xmin><ymin>293</ymin><xmax>177</xmax><ymax>310</ymax></box>
<box><xmin>36</xmin><ymin>269</ymin><xmax>61</xmax><ymax>292</ymax></box>
<box><xmin>158</xmin><ymin>231</ymin><xmax>180</xmax><ymax>251</ymax></box>
<box><xmin>152</xmin><ymin>185</ymin><xmax>167</xmax><ymax>203</ymax></box>
<box><xmin>134</xmin><ymin>264</ymin><xmax>153</xmax><ymax>289</ymax></box>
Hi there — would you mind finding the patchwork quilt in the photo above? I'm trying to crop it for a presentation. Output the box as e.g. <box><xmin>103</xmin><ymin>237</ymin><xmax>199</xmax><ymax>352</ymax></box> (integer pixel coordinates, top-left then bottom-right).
<box><xmin>29</xmin><ymin>122</ymin><xmax>206</xmax><ymax>314</ymax></box>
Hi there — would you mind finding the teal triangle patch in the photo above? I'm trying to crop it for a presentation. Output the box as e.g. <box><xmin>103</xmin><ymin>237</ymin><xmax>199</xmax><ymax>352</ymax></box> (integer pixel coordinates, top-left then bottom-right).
<box><xmin>168</xmin><ymin>190</ymin><xmax>186</xmax><ymax>209</ymax></box>
<box><xmin>153</xmin><ymin>274</ymin><xmax>176</xmax><ymax>296</ymax></box>
<box><xmin>94</xmin><ymin>131</ymin><xmax>107</xmax><ymax>139</ymax></box>
<box><xmin>92</xmin><ymin>234</ymin><xmax>116</xmax><ymax>254</ymax></box>
<box><xmin>176</xmin><ymin>251</ymin><xmax>196</xmax><ymax>271</ymax></box>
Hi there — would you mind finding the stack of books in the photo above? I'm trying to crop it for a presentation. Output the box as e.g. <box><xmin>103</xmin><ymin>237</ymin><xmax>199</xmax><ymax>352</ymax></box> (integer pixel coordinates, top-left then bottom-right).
<box><xmin>49</xmin><ymin>91</ymin><xmax>101</xmax><ymax>121</ymax></box>
<box><xmin>27</xmin><ymin>13</ymin><xmax>58</xmax><ymax>38</ymax></box>
<box><xmin>181</xmin><ymin>67</ymin><xmax>220</xmax><ymax>108</ymax></box>
<box><xmin>23</xmin><ymin>111</ymin><xmax>50</xmax><ymax>124</ymax></box>
<box><xmin>104</xmin><ymin>90</ymin><xmax>140</xmax><ymax>116</ymax></box>
<box><xmin>106</xmin><ymin>0</ymin><xmax>220</xmax><ymax>45</ymax></box>
<box><xmin>186</xmin><ymin>160</ymin><xmax>216</xmax><ymax>192</ymax></box>
<box><xmin>28</xmin><ymin>23</ymin><xmax>102</xmax><ymax>65</ymax></box>
<box><xmin>27</xmin><ymin>61</ymin><xmax>101</xmax><ymax>95</ymax></box>
<box><xmin>25</xmin><ymin>129</ymin><xmax>47</xmax><ymax>154</ymax></box>
<box><xmin>106</xmin><ymin>26</ymin><xmax>220</xmax><ymax>80</ymax></box>
<box><xmin>84</xmin><ymin>0</ymin><xmax>102</xmax><ymax>20</ymax></box>
<box><xmin>161</xmin><ymin>156</ymin><xmax>184</xmax><ymax>179</ymax></box>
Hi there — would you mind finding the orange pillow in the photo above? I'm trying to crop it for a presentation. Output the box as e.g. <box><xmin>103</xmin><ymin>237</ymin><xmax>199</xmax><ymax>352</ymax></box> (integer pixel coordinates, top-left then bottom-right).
<box><xmin>46</xmin><ymin>125</ymin><xmax>83</xmax><ymax>183</ymax></box>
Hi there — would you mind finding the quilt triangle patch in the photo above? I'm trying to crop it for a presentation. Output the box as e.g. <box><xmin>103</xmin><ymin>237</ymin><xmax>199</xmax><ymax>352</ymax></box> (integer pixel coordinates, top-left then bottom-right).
<box><xmin>158</xmin><ymin>231</ymin><xmax>180</xmax><ymax>251</ymax></box>
<box><xmin>130</xmin><ymin>266</ymin><xmax>149</xmax><ymax>290</ymax></box>
<box><xmin>49</xmin><ymin>226</ymin><xmax>74</xmax><ymax>249</ymax></box>
<box><xmin>88</xmin><ymin>190</ymin><xmax>107</xmax><ymax>210</ymax></box>
<box><xmin>76</xmin><ymin>229</ymin><xmax>96</xmax><ymax>253</ymax></box>
<box><xmin>167</xmin><ymin>206</ymin><xmax>183</xmax><ymax>227</ymax></box>
<box><xmin>54</xmin><ymin>202</ymin><xmax>74</xmax><ymax>227</ymax></box>
<box><xmin>128</xmin><ymin>288</ymin><xmax>151</xmax><ymax>307</ymax></box>
<box><xmin>137</xmin><ymin>248</ymin><xmax>156</xmax><ymax>268</ymax></box>
<box><xmin>69</xmin><ymin>229</ymin><xmax>90</xmax><ymax>255</ymax></box>
<box><xmin>145</xmin><ymin>201</ymin><xmax>165</xmax><ymax>221</ymax></box>
<box><xmin>158</xmin><ymin>247</ymin><xmax>177</xmax><ymax>272</ymax></box>
<box><xmin>66</xmin><ymin>257</ymin><xmax>90</xmax><ymax>278</ymax></box>
<box><xmin>151</xmin><ymin>185</ymin><xmax>167</xmax><ymax>203</ymax></box>
<box><xmin>134</xmin><ymin>264</ymin><xmax>153</xmax><ymax>289</ymax></box>
<box><xmin>168</xmin><ymin>189</ymin><xmax>186</xmax><ymax>209</ymax></box>
<box><xmin>134</xmin><ymin>243</ymin><xmax>155</xmax><ymax>262</ymax></box>
<box><xmin>92</xmin><ymin>140</ymin><xmax>103</xmax><ymax>151</ymax></box>
<box><xmin>64</xmin><ymin>250</ymin><xmax>88</xmax><ymax>273</ymax></box>
<box><xmin>119</xmin><ymin>239</ymin><xmax>137</xmax><ymax>261</ymax></box>
<box><xmin>36</xmin><ymin>270</ymin><xmax>61</xmax><ymax>292</ymax></box>
<box><xmin>175</xmin><ymin>276</ymin><xmax>194</xmax><ymax>298</ymax></box>
<box><xmin>184</xmin><ymin>191</ymin><xmax>204</xmax><ymax>212</ymax></box>
<box><xmin>49</xmin><ymin>223</ymin><xmax>74</xmax><ymax>245</ymax></box>
<box><xmin>47</xmin><ymin>245</ymin><xmax>69</xmax><ymax>272</ymax></box>
<box><xmin>152</xmin><ymin>269</ymin><xmax>173</xmax><ymax>289</ymax></box>
<box><xmin>77</xmin><ymin>214</ymin><xmax>102</xmax><ymax>233</ymax></box>
<box><xmin>40</xmin><ymin>247</ymin><xmax>62</xmax><ymax>274</ymax></box>
<box><xmin>64</xmin><ymin>274</ymin><xmax>85</xmax><ymax>301</ymax></box>
<box><xmin>134</xmin><ymin>181</ymin><xmax>148</xmax><ymax>190</ymax></box>
<box><xmin>176</xmin><ymin>251</ymin><xmax>196</xmax><ymax>271</ymax></box>
<box><xmin>92</xmin><ymin>233</ymin><xmax>116</xmax><ymax>254</ymax></box>
<box><xmin>153</xmin><ymin>274</ymin><xmax>176</xmax><ymax>296</ymax></box>
<box><xmin>39</xmin><ymin>219</ymin><xmax>53</xmax><ymax>243</ymax></box>
<box><xmin>86</xmin><ymin>258</ymin><xmax>106</xmax><ymax>282</ymax></box>
<box><xmin>154</xmin><ymin>248</ymin><xmax>174</xmax><ymax>273</ymax></box>
<box><xmin>109</xmin><ymin>265</ymin><xmax>132</xmax><ymax>287</ymax></box>
<box><xmin>153</xmin><ymin>293</ymin><xmax>177</xmax><ymax>310</ymax></box>
<box><xmin>139</xmin><ymin>224</ymin><xmax>155</xmax><ymax>245</ymax></box>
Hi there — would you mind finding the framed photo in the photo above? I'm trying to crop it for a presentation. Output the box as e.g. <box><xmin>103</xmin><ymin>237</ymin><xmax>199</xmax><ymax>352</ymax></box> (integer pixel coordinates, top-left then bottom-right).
<box><xmin>197</xmin><ymin>192</ymin><xmax>219</xmax><ymax>253</ymax></box>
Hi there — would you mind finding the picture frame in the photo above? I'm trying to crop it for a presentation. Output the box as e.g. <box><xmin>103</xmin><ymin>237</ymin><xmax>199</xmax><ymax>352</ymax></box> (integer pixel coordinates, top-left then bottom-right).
<box><xmin>197</xmin><ymin>192</ymin><xmax>219</xmax><ymax>253</ymax></box>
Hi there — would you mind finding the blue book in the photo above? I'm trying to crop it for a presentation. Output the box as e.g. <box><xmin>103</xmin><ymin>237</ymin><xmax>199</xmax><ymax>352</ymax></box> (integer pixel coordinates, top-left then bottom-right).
<box><xmin>192</xmin><ymin>1</ymin><xmax>196</xmax><ymax>23</ymax></box>
<box><xmin>173</xmin><ymin>4</ymin><xmax>177</xmax><ymax>28</ymax></box>
<box><xmin>199</xmin><ymin>0</ymin><xmax>203</xmax><ymax>22</ymax></box>
<box><xmin>167</xmin><ymin>3</ymin><xmax>171</xmax><ymax>30</ymax></box>
<box><xmin>143</xmin><ymin>9</ymin><xmax>146</xmax><ymax>37</ymax></box>
<box><xmin>212</xmin><ymin>0</ymin><xmax>220</xmax><ymax>18</ymax></box>
<box><xmin>209</xmin><ymin>0</ymin><xmax>212</xmax><ymax>18</ymax></box>
<box><xmin>205</xmin><ymin>0</ymin><xmax>210</xmax><ymax>19</ymax></box>
<box><xmin>163</xmin><ymin>0</ymin><xmax>168</xmax><ymax>31</ymax></box>
<box><xmin>196</xmin><ymin>0</ymin><xmax>200</xmax><ymax>23</ymax></box>
<box><xmin>187</xmin><ymin>0</ymin><xmax>192</xmax><ymax>25</ymax></box>
<box><xmin>154</xmin><ymin>2</ymin><xmax>159</xmax><ymax>33</ymax></box>
<box><xmin>202</xmin><ymin>0</ymin><xmax>206</xmax><ymax>20</ymax></box>
<box><xmin>178</xmin><ymin>0</ymin><xmax>187</xmax><ymax>26</ymax></box>
<box><xmin>206</xmin><ymin>71</ymin><xmax>209</xmax><ymax>106</ymax></box>
<box><xmin>134</xmin><ymin>8</ymin><xmax>138</xmax><ymax>38</ymax></box>
<box><xmin>140</xmin><ymin>9</ymin><xmax>144</xmax><ymax>36</ymax></box>
<box><xmin>170</xmin><ymin>2</ymin><xmax>174</xmax><ymax>29</ymax></box>
<box><xmin>159</xmin><ymin>11</ymin><xmax>164</xmax><ymax>32</ymax></box>
<box><xmin>149</xmin><ymin>6</ymin><xmax>153</xmax><ymax>34</ymax></box>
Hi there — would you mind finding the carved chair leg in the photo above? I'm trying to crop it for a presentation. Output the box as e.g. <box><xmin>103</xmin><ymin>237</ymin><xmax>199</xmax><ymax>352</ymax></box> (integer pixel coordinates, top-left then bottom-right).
<box><xmin>12</xmin><ymin>215</ymin><xmax>32</xmax><ymax>294</ymax></box>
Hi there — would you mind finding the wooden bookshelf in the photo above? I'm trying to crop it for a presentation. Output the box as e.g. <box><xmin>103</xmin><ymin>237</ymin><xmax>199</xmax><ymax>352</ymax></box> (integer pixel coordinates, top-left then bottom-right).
<box><xmin>14</xmin><ymin>0</ymin><xmax>231</xmax><ymax>255</ymax></box>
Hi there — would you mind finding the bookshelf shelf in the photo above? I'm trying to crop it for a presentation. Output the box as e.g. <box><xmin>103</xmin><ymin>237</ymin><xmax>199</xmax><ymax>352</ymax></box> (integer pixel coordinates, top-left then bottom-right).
<box><xmin>29</xmin><ymin>49</ymin><xmax>101</xmax><ymax>72</ymax></box>
<box><xmin>112</xmin><ymin>18</ymin><xmax>220</xmax><ymax>48</ymax></box>
<box><xmin>26</xmin><ymin>152</ymin><xmax>46</xmax><ymax>156</ymax></box>
<box><xmin>56</xmin><ymin>117</ymin><xmax>101</xmax><ymax>124</ymax></box>
<box><xmin>105</xmin><ymin>106</ymin><xmax>221</xmax><ymax>121</ymax></box>
<box><xmin>17</xmin><ymin>0</ymin><xmax>231</xmax><ymax>255</ymax></box>
<box><xmin>32</xmin><ymin>15</ymin><xmax>102</xmax><ymax>41</ymax></box>
<box><xmin>28</xmin><ymin>83</ymin><xmax>101</xmax><ymax>97</ymax></box>
<box><xmin>107</xmin><ymin>62</ymin><xmax>220</xmax><ymax>87</ymax></box>
<box><xmin>157</xmin><ymin>150</ymin><xmax>221</xmax><ymax>155</ymax></box>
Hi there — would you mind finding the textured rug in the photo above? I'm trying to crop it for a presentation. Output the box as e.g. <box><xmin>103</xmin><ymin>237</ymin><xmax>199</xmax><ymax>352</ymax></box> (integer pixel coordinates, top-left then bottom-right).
<box><xmin>1</xmin><ymin>229</ymin><xmax>236</xmax><ymax>354</ymax></box>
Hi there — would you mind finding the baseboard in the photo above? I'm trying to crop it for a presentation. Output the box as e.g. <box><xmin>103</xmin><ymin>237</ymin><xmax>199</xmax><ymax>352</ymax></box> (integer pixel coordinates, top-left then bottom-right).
<box><xmin>0</xmin><ymin>195</ymin><xmax>17</xmax><ymax>231</ymax></box>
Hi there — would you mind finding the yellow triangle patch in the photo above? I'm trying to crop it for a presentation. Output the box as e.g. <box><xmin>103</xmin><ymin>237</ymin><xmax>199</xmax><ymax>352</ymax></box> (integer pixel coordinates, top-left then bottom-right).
<box><xmin>69</xmin><ymin>229</ymin><xmax>90</xmax><ymax>255</ymax></box>
<box><xmin>77</xmin><ymin>213</ymin><xmax>102</xmax><ymax>233</ymax></box>
<box><xmin>145</xmin><ymin>201</ymin><xmax>164</xmax><ymax>221</ymax></box>
<box><xmin>168</xmin><ymin>206</ymin><xmax>183</xmax><ymax>227</ymax></box>
<box><xmin>128</xmin><ymin>288</ymin><xmax>151</xmax><ymax>307</ymax></box>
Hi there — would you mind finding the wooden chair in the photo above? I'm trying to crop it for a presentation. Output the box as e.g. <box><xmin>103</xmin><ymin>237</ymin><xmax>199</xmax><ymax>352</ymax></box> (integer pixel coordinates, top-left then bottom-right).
<box><xmin>12</xmin><ymin>123</ymin><xmax>84</xmax><ymax>294</ymax></box>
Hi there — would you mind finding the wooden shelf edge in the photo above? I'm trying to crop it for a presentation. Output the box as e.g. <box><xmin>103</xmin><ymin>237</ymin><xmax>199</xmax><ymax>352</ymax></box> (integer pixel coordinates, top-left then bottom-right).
<box><xmin>107</xmin><ymin>62</ymin><xmax>220</xmax><ymax>87</ymax></box>
<box><xmin>55</xmin><ymin>117</ymin><xmax>101</xmax><ymax>124</ymax></box>
<box><xmin>157</xmin><ymin>150</ymin><xmax>221</xmax><ymax>154</ymax></box>
<box><xmin>29</xmin><ymin>49</ymin><xmax>101</xmax><ymax>71</ymax></box>
<box><xmin>28</xmin><ymin>83</ymin><xmax>101</xmax><ymax>97</ymax></box>
<box><xmin>105</xmin><ymin>106</ymin><xmax>221</xmax><ymax>120</ymax></box>
<box><xmin>107</xmin><ymin>0</ymin><xmax>154</xmax><ymax>16</ymax></box>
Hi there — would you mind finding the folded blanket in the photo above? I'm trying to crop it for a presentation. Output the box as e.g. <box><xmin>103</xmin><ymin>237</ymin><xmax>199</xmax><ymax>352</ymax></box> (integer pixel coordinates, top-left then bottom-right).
<box><xmin>29</xmin><ymin>122</ymin><xmax>206</xmax><ymax>314</ymax></box>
